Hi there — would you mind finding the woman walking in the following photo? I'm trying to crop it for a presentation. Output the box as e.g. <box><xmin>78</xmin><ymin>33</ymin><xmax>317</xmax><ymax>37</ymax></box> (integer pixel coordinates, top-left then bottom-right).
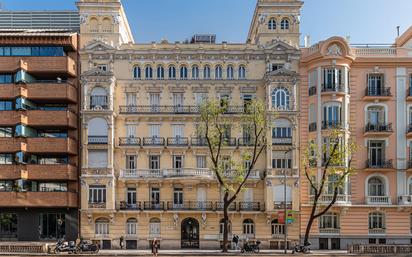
<box><xmin>152</xmin><ymin>238</ymin><xmax>159</xmax><ymax>257</ymax></box>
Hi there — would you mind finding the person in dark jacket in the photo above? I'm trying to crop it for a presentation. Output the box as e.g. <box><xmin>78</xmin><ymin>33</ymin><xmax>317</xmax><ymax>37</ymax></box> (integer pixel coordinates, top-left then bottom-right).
<box><xmin>152</xmin><ymin>238</ymin><xmax>159</xmax><ymax>256</ymax></box>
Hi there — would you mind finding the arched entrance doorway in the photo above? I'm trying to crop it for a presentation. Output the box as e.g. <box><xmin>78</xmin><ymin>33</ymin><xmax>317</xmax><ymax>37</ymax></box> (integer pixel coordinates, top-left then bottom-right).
<box><xmin>181</xmin><ymin>217</ymin><xmax>199</xmax><ymax>249</ymax></box>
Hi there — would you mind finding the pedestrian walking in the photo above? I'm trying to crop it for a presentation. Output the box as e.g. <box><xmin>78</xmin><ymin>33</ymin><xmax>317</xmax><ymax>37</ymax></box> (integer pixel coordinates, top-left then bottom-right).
<box><xmin>151</xmin><ymin>238</ymin><xmax>159</xmax><ymax>257</ymax></box>
<box><xmin>232</xmin><ymin>234</ymin><xmax>240</xmax><ymax>250</ymax></box>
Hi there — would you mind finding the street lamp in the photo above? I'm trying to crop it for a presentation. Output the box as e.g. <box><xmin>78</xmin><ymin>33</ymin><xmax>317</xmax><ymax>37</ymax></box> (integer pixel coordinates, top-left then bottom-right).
<box><xmin>283</xmin><ymin>148</ymin><xmax>293</xmax><ymax>254</ymax></box>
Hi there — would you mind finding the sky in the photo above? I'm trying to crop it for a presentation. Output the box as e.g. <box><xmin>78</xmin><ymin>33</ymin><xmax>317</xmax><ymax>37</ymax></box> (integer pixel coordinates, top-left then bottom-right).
<box><xmin>1</xmin><ymin>0</ymin><xmax>412</xmax><ymax>45</ymax></box>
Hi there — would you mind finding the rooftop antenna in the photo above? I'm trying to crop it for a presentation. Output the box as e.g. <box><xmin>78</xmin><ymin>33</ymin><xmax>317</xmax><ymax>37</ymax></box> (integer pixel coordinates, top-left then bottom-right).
<box><xmin>397</xmin><ymin>26</ymin><xmax>400</xmax><ymax>37</ymax></box>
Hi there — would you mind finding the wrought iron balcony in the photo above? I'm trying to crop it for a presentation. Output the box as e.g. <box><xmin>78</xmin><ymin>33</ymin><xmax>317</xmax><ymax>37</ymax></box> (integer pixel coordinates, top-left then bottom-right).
<box><xmin>88</xmin><ymin>136</ymin><xmax>108</xmax><ymax>144</ymax></box>
<box><xmin>119</xmin><ymin>137</ymin><xmax>141</xmax><ymax>146</ymax></box>
<box><xmin>167</xmin><ymin>137</ymin><xmax>189</xmax><ymax>146</ymax></box>
<box><xmin>119</xmin><ymin>105</ymin><xmax>246</xmax><ymax>114</ymax></box>
<box><xmin>321</xmin><ymin>121</ymin><xmax>343</xmax><ymax>130</ymax></box>
<box><xmin>191</xmin><ymin>137</ymin><xmax>208</xmax><ymax>146</ymax></box>
<box><xmin>366</xmin><ymin>159</ymin><xmax>393</xmax><ymax>169</ymax></box>
<box><xmin>319</xmin><ymin>228</ymin><xmax>340</xmax><ymax>235</ymax></box>
<box><xmin>238</xmin><ymin>137</ymin><xmax>255</xmax><ymax>147</ymax></box>
<box><xmin>120</xmin><ymin>168</ymin><xmax>214</xmax><ymax>179</ymax></box>
<box><xmin>166</xmin><ymin>201</ymin><xmax>213</xmax><ymax>211</ymax></box>
<box><xmin>271</xmin><ymin>224</ymin><xmax>285</xmax><ymax>238</ymax></box>
<box><xmin>365</xmin><ymin>87</ymin><xmax>391</xmax><ymax>97</ymax></box>
<box><xmin>119</xmin><ymin>201</ymin><xmax>141</xmax><ymax>210</ymax></box>
<box><xmin>90</xmin><ymin>96</ymin><xmax>108</xmax><ymax>110</ymax></box>
<box><xmin>142</xmin><ymin>201</ymin><xmax>165</xmax><ymax>211</ymax></box>
<box><xmin>273</xmin><ymin>201</ymin><xmax>292</xmax><ymax>210</ymax></box>
<box><xmin>364</xmin><ymin>123</ymin><xmax>393</xmax><ymax>133</ymax></box>
<box><xmin>222</xmin><ymin>137</ymin><xmax>237</xmax><ymax>147</ymax></box>
<box><xmin>142</xmin><ymin>137</ymin><xmax>165</xmax><ymax>146</ymax></box>
<box><xmin>309</xmin><ymin>122</ymin><xmax>317</xmax><ymax>132</ymax></box>
<box><xmin>321</xmin><ymin>84</ymin><xmax>345</xmax><ymax>93</ymax></box>
<box><xmin>238</xmin><ymin>202</ymin><xmax>261</xmax><ymax>211</ymax></box>
<box><xmin>272</xmin><ymin>137</ymin><xmax>292</xmax><ymax>145</ymax></box>
<box><xmin>215</xmin><ymin>201</ymin><xmax>236</xmax><ymax>211</ymax></box>
<box><xmin>88</xmin><ymin>202</ymin><xmax>106</xmax><ymax>209</ymax></box>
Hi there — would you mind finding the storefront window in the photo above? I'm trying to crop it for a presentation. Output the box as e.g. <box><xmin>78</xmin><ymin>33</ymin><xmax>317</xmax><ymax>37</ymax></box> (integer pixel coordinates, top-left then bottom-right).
<box><xmin>39</xmin><ymin>213</ymin><xmax>65</xmax><ymax>239</ymax></box>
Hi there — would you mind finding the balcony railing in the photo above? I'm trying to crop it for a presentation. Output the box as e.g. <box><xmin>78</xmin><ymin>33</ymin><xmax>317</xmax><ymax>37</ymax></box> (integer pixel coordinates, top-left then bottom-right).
<box><xmin>120</xmin><ymin>168</ymin><xmax>213</xmax><ymax>179</ymax></box>
<box><xmin>366</xmin><ymin>196</ymin><xmax>391</xmax><ymax>205</ymax></box>
<box><xmin>166</xmin><ymin>201</ymin><xmax>213</xmax><ymax>211</ymax></box>
<box><xmin>398</xmin><ymin>195</ymin><xmax>412</xmax><ymax>205</ymax></box>
<box><xmin>319</xmin><ymin>228</ymin><xmax>340</xmax><ymax>234</ymax></box>
<box><xmin>272</xmin><ymin>137</ymin><xmax>292</xmax><ymax>145</ymax></box>
<box><xmin>309</xmin><ymin>87</ymin><xmax>316</xmax><ymax>96</ymax></box>
<box><xmin>143</xmin><ymin>201</ymin><xmax>165</xmax><ymax>211</ymax></box>
<box><xmin>88</xmin><ymin>136</ymin><xmax>108</xmax><ymax>144</ymax></box>
<box><xmin>366</xmin><ymin>159</ymin><xmax>393</xmax><ymax>169</ymax></box>
<box><xmin>273</xmin><ymin>201</ymin><xmax>292</xmax><ymax>210</ymax></box>
<box><xmin>237</xmin><ymin>138</ymin><xmax>255</xmax><ymax>147</ymax></box>
<box><xmin>223</xmin><ymin>170</ymin><xmax>261</xmax><ymax>180</ymax></box>
<box><xmin>88</xmin><ymin>202</ymin><xmax>106</xmax><ymax>209</ymax></box>
<box><xmin>321</xmin><ymin>121</ymin><xmax>343</xmax><ymax>130</ymax></box>
<box><xmin>321</xmin><ymin>84</ymin><xmax>345</xmax><ymax>93</ymax></box>
<box><xmin>364</xmin><ymin>123</ymin><xmax>393</xmax><ymax>133</ymax></box>
<box><xmin>222</xmin><ymin>137</ymin><xmax>237</xmax><ymax>147</ymax></box>
<box><xmin>368</xmin><ymin>228</ymin><xmax>386</xmax><ymax>235</ymax></box>
<box><xmin>267</xmin><ymin>169</ymin><xmax>298</xmax><ymax>178</ymax></box>
<box><xmin>191</xmin><ymin>137</ymin><xmax>208</xmax><ymax>146</ymax></box>
<box><xmin>143</xmin><ymin>137</ymin><xmax>165</xmax><ymax>146</ymax></box>
<box><xmin>365</xmin><ymin>87</ymin><xmax>391</xmax><ymax>97</ymax></box>
<box><xmin>309</xmin><ymin>122</ymin><xmax>317</xmax><ymax>132</ymax></box>
<box><xmin>119</xmin><ymin>201</ymin><xmax>141</xmax><ymax>210</ymax></box>
<box><xmin>119</xmin><ymin>105</ymin><xmax>246</xmax><ymax>114</ymax></box>
<box><xmin>215</xmin><ymin>202</ymin><xmax>237</xmax><ymax>211</ymax></box>
<box><xmin>119</xmin><ymin>137</ymin><xmax>141</xmax><ymax>146</ymax></box>
<box><xmin>90</xmin><ymin>96</ymin><xmax>108</xmax><ymax>109</ymax></box>
<box><xmin>310</xmin><ymin>194</ymin><xmax>351</xmax><ymax>204</ymax></box>
<box><xmin>167</xmin><ymin>137</ymin><xmax>189</xmax><ymax>146</ymax></box>
<box><xmin>238</xmin><ymin>202</ymin><xmax>261</xmax><ymax>211</ymax></box>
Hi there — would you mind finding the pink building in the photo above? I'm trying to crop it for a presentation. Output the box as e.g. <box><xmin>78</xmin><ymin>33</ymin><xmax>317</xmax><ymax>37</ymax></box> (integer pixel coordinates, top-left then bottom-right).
<box><xmin>300</xmin><ymin>27</ymin><xmax>412</xmax><ymax>249</ymax></box>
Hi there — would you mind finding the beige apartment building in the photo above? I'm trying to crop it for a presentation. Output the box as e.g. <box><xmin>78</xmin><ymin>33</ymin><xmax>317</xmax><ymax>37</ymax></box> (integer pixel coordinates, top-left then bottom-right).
<box><xmin>77</xmin><ymin>0</ymin><xmax>302</xmax><ymax>250</ymax></box>
<box><xmin>300</xmin><ymin>29</ymin><xmax>412</xmax><ymax>249</ymax></box>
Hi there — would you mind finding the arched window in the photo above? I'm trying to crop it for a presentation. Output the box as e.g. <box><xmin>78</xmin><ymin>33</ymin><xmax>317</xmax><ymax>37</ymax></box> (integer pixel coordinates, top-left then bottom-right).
<box><xmin>204</xmin><ymin>65</ymin><xmax>211</xmax><ymax>79</ymax></box>
<box><xmin>126</xmin><ymin>218</ymin><xmax>137</xmax><ymax>235</ymax></box>
<box><xmin>242</xmin><ymin>219</ymin><xmax>255</xmax><ymax>238</ymax></box>
<box><xmin>268</xmin><ymin>18</ymin><xmax>276</xmax><ymax>30</ymax></box>
<box><xmin>215</xmin><ymin>65</ymin><xmax>223</xmax><ymax>80</ymax></box>
<box><xmin>145</xmin><ymin>66</ymin><xmax>153</xmax><ymax>80</ymax></box>
<box><xmin>156</xmin><ymin>65</ymin><xmax>164</xmax><ymax>80</ymax></box>
<box><xmin>133</xmin><ymin>66</ymin><xmax>141</xmax><ymax>80</ymax></box>
<box><xmin>368</xmin><ymin>176</ymin><xmax>385</xmax><ymax>196</ymax></box>
<box><xmin>90</xmin><ymin>87</ymin><xmax>107</xmax><ymax>109</ymax></box>
<box><xmin>271</xmin><ymin>219</ymin><xmax>284</xmax><ymax>236</ymax></box>
<box><xmin>192</xmin><ymin>65</ymin><xmax>199</xmax><ymax>80</ymax></box>
<box><xmin>281</xmin><ymin>18</ymin><xmax>290</xmax><ymax>30</ymax></box>
<box><xmin>149</xmin><ymin>218</ymin><xmax>160</xmax><ymax>237</ymax></box>
<box><xmin>95</xmin><ymin>218</ymin><xmax>109</xmax><ymax>235</ymax></box>
<box><xmin>180</xmin><ymin>66</ymin><xmax>188</xmax><ymax>80</ymax></box>
<box><xmin>271</xmin><ymin>87</ymin><xmax>290</xmax><ymax>110</ymax></box>
<box><xmin>227</xmin><ymin>65</ymin><xmax>234</xmax><ymax>80</ymax></box>
<box><xmin>368</xmin><ymin>212</ymin><xmax>385</xmax><ymax>229</ymax></box>
<box><xmin>102</xmin><ymin>17</ymin><xmax>112</xmax><ymax>32</ymax></box>
<box><xmin>89</xmin><ymin>18</ymin><xmax>98</xmax><ymax>32</ymax></box>
<box><xmin>238</xmin><ymin>65</ymin><xmax>246</xmax><ymax>80</ymax></box>
<box><xmin>168</xmin><ymin>65</ymin><xmax>176</xmax><ymax>79</ymax></box>
<box><xmin>219</xmin><ymin>219</ymin><xmax>232</xmax><ymax>236</ymax></box>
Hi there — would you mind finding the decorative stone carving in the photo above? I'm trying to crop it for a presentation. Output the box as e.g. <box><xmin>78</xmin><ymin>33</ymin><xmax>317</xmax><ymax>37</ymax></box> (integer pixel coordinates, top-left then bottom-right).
<box><xmin>112</xmin><ymin>14</ymin><xmax>121</xmax><ymax>24</ymax></box>
<box><xmin>201</xmin><ymin>213</ymin><xmax>207</xmax><ymax>227</ymax></box>
<box><xmin>80</xmin><ymin>14</ymin><xmax>88</xmax><ymax>24</ymax></box>
<box><xmin>326</xmin><ymin>44</ymin><xmax>342</xmax><ymax>56</ymax></box>
<box><xmin>173</xmin><ymin>213</ymin><xmax>179</xmax><ymax>227</ymax></box>
<box><xmin>258</xmin><ymin>14</ymin><xmax>267</xmax><ymax>24</ymax></box>
<box><xmin>87</xmin><ymin>214</ymin><xmax>92</xmax><ymax>224</ymax></box>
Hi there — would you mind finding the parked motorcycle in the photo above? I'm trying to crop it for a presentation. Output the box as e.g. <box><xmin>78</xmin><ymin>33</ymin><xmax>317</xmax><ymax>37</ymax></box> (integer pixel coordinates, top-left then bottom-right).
<box><xmin>292</xmin><ymin>241</ymin><xmax>311</xmax><ymax>254</ymax></box>
<box><xmin>53</xmin><ymin>238</ymin><xmax>79</xmax><ymax>254</ymax></box>
<box><xmin>78</xmin><ymin>239</ymin><xmax>100</xmax><ymax>254</ymax></box>
<box><xmin>241</xmin><ymin>240</ymin><xmax>260</xmax><ymax>254</ymax></box>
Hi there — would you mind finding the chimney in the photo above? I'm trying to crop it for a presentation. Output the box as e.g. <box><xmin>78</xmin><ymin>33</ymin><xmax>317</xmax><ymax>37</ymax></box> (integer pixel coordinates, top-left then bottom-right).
<box><xmin>397</xmin><ymin>26</ymin><xmax>400</xmax><ymax>37</ymax></box>
<box><xmin>304</xmin><ymin>35</ymin><xmax>310</xmax><ymax>47</ymax></box>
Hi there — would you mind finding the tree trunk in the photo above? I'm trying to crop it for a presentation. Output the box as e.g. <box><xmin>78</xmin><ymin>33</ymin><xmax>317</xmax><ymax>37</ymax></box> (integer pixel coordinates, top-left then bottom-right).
<box><xmin>304</xmin><ymin>198</ymin><xmax>318</xmax><ymax>245</ymax></box>
<box><xmin>222</xmin><ymin>202</ymin><xmax>230</xmax><ymax>252</ymax></box>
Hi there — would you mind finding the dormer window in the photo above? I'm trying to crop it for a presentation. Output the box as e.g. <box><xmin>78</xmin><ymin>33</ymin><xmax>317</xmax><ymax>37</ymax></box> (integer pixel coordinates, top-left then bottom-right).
<box><xmin>271</xmin><ymin>64</ymin><xmax>283</xmax><ymax>72</ymax></box>
<box><xmin>268</xmin><ymin>18</ymin><xmax>276</xmax><ymax>30</ymax></box>
<box><xmin>280</xmin><ymin>18</ymin><xmax>290</xmax><ymax>30</ymax></box>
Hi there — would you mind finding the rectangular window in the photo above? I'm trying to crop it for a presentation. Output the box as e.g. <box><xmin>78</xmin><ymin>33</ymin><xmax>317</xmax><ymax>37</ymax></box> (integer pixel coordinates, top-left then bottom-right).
<box><xmin>0</xmin><ymin>74</ymin><xmax>13</xmax><ymax>84</ymax></box>
<box><xmin>0</xmin><ymin>127</ymin><xmax>13</xmax><ymax>137</ymax></box>
<box><xmin>172</xmin><ymin>124</ymin><xmax>184</xmax><ymax>138</ymax></box>
<box><xmin>126</xmin><ymin>93</ymin><xmax>136</xmax><ymax>106</ymax></box>
<box><xmin>127</xmin><ymin>188</ymin><xmax>137</xmax><ymax>206</ymax></box>
<box><xmin>367</xmin><ymin>74</ymin><xmax>384</xmax><ymax>95</ymax></box>
<box><xmin>39</xmin><ymin>213</ymin><xmax>65</xmax><ymax>239</ymax></box>
<box><xmin>97</xmin><ymin>64</ymin><xmax>108</xmax><ymax>71</ymax></box>
<box><xmin>126</xmin><ymin>124</ymin><xmax>136</xmax><ymax>138</ymax></box>
<box><xmin>194</xmin><ymin>92</ymin><xmax>207</xmax><ymax>106</ymax></box>
<box><xmin>88</xmin><ymin>150</ymin><xmax>108</xmax><ymax>168</ymax></box>
<box><xmin>149</xmin><ymin>93</ymin><xmax>160</xmax><ymax>107</ymax></box>
<box><xmin>0</xmin><ymin>101</ymin><xmax>13</xmax><ymax>111</ymax></box>
<box><xmin>150</xmin><ymin>187</ymin><xmax>160</xmax><ymax>204</ymax></box>
<box><xmin>272</xmin><ymin>151</ymin><xmax>292</xmax><ymax>168</ymax></box>
<box><xmin>149</xmin><ymin>124</ymin><xmax>160</xmax><ymax>138</ymax></box>
<box><xmin>0</xmin><ymin>181</ymin><xmax>13</xmax><ymax>191</ymax></box>
<box><xmin>38</xmin><ymin>182</ymin><xmax>67</xmax><ymax>192</ymax></box>
<box><xmin>173</xmin><ymin>188</ymin><xmax>184</xmax><ymax>206</ymax></box>
<box><xmin>149</xmin><ymin>155</ymin><xmax>160</xmax><ymax>170</ymax></box>
<box><xmin>196</xmin><ymin>155</ymin><xmax>206</xmax><ymax>169</ymax></box>
<box><xmin>173</xmin><ymin>155</ymin><xmax>183</xmax><ymax>170</ymax></box>
<box><xmin>0</xmin><ymin>154</ymin><xmax>13</xmax><ymax>165</ymax></box>
<box><xmin>89</xmin><ymin>185</ymin><xmax>106</xmax><ymax>203</ymax></box>
<box><xmin>126</xmin><ymin>155</ymin><xmax>137</xmax><ymax>170</ymax></box>
<box><xmin>368</xmin><ymin>140</ymin><xmax>385</xmax><ymax>166</ymax></box>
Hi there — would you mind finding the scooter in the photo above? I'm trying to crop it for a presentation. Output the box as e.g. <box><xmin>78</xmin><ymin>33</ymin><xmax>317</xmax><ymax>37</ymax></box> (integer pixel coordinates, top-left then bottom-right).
<box><xmin>78</xmin><ymin>239</ymin><xmax>100</xmax><ymax>254</ymax></box>
<box><xmin>54</xmin><ymin>238</ymin><xmax>79</xmax><ymax>254</ymax></box>
<box><xmin>292</xmin><ymin>241</ymin><xmax>311</xmax><ymax>254</ymax></box>
<box><xmin>241</xmin><ymin>241</ymin><xmax>261</xmax><ymax>254</ymax></box>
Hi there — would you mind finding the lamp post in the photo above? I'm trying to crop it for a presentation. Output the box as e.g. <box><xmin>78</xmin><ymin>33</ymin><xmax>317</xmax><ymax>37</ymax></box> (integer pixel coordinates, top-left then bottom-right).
<box><xmin>283</xmin><ymin>148</ymin><xmax>293</xmax><ymax>254</ymax></box>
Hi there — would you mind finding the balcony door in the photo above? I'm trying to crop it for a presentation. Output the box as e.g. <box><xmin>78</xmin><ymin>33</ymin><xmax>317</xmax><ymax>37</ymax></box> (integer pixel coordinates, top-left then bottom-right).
<box><xmin>172</xmin><ymin>125</ymin><xmax>184</xmax><ymax>143</ymax></box>
<box><xmin>127</xmin><ymin>188</ymin><xmax>137</xmax><ymax>208</ymax></box>
<box><xmin>197</xmin><ymin>187</ymin><xmax>206</xmax><ymax>208</ymax></box>
<box><xmin>323</xmin><ymin>104</ymin><xmax>341</xmax><ymax>127</ymax></box>
<box><xmin>149</xmin><ymin>93</ymin><xmax>160</xmax><ymax>112</ymax></box>
<box><xmin>368</xmin><ymin>141</ymin><xmax>384</xmax><ymax>167</ymax></box>
<box><xmin>150</xmin><ymin>188</ymin><xmax>160</xmax><ymax>208</ymax></box>
<box><xmin>367</xmin><ymin>106</ymin><xmax>384</xmax><ymax>127</ymax></box>
<box><xmin>173</xmin><ymin>155</ymin><xmax>183</xmax><ymax>174</ymax></box>
<box><xmin>368</xmin><ymin>74</ymin><xmax>383</xmax><ymax>95</ymax></box>
<box><xmin>173</xmin><ymin>188</ymin><xmax>184</xmax><ymax>209</ymax></box>
<box><xmin>173</xmin><ymin>93</ymin><xmax>184</xmax><ymax>112</ymax></box>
